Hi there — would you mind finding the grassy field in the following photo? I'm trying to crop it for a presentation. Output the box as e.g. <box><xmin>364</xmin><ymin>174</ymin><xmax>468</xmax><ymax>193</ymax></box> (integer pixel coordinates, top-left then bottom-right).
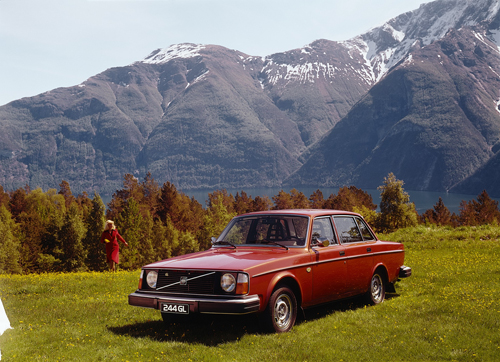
<box><xmin>0</xmin><ymin>225</ymin><xmax>499</xmax><ymax>361</ymax></box>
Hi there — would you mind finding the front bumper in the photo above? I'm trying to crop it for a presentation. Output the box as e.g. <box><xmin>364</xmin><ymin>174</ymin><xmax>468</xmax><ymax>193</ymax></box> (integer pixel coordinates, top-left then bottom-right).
<box><xmin>128</xmin><ymin>292</ymin><xmax>261</xmax><ymax>315</ymax></box>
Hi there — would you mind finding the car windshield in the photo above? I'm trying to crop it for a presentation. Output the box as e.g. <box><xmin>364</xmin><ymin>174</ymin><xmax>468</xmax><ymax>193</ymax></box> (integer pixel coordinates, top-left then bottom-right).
<box><xmin>216</xmin><ymin>215</ymin><xmax>309</xmax><ymax>247</ymax></box>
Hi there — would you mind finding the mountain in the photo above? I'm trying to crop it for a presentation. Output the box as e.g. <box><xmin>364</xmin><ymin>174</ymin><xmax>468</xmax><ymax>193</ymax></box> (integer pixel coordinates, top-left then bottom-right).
<box><xmin>287</xmin><ymin>0</ymin><xmax>500</xmax><ymax>195</ymax></box>
<box><xmin>2</xmin><ymin>0</ymin><xmax>500</xmax><ymax>196</ymax></box>
<box><xmin>0</xmin><ymin>40</ymin><xmax>374</xmax><ymax>194</ymax></box>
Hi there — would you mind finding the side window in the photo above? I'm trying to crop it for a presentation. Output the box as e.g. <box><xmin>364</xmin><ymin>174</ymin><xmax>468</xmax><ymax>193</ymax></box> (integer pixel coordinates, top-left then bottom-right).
<box><xmin>333</xmin><ymin>216</ymin><xmax>362</xmax><ymax>243</ymax></box>
<box><xmin>312</xmin><ymin>217</ymin><xmax>336</xmax><ymax>245</ymax></box>
<box><xmin>355</xmin><ymin>217</ymin><xmax>375</xmax><ymax>241</ymax></box>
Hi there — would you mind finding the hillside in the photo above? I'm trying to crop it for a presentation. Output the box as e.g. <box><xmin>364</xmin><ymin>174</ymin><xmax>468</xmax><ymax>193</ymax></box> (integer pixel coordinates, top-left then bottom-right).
<box><xmin>287</xmin><ymin>25</ymin><xmax>500</xmax><ymax>192</ymax></box>
<box><xmin>0</xmin><ymin>42</ymin><xmax>372</xmax><ymax>194</ymax></box>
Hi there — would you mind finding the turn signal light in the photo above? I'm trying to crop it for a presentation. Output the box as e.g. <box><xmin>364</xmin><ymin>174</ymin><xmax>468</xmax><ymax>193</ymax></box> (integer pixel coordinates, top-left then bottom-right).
<box><xmin>235</xmin><ymin>273</ymin><xmax>249</xmax><ymax>295</ymax></box>
<box><xmin>138</xmin><ymin>270</ymin><xmax>144</xmax><ymax>289</ymax></box>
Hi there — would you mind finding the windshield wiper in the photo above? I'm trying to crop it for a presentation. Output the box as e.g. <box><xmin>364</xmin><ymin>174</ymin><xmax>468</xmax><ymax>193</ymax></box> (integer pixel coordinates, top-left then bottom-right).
<box><xmin>212</xmin><ymin>239</ymin><xmax>237</xmax><ymax>249</ymax></box>
<box><xmin>264</xmin><ymin>241</ymin><xmax>289</xmax><ymax>250</ymax></box>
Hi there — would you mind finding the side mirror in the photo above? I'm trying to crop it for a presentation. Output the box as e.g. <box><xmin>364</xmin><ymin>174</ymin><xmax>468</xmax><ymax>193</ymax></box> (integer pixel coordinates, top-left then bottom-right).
<box><xmin>211</xmin><ymin>236</ymin><xmax>217</xmax><ymax>245</ymax></box>
<box><xmin>312</xmin><ymin>237</ymin><xmax>330</xmax><ymax>247</ymax></box>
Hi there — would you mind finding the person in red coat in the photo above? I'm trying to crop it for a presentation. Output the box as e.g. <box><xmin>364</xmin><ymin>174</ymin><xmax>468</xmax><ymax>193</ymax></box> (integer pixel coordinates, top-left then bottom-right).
<box><xmin>100</xmin><ymin>220</ymin><xmax>128</xmax><ymax>271</ymax></box>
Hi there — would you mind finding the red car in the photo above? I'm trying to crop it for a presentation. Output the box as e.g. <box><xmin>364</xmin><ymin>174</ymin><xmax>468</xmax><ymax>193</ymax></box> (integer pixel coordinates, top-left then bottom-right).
<box><xmin>128</xmin><ymin>209</ymin><xmax>411</xmax><ymax>332</ymax></box>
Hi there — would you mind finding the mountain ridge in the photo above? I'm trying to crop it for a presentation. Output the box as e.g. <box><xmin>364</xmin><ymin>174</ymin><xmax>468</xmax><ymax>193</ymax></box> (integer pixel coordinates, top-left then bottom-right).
<box><xmin>2</xmin><ymin>0</ymin><xmax>500</xmax><ymax>196</ymax></box>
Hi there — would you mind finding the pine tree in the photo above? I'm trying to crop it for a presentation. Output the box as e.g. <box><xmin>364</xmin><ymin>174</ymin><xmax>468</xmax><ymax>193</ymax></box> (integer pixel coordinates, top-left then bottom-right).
<box><xmin>17</xmin><ymin>188</ymin><xmax>66</xmax><ymax>272</ymax></box>
<box><xmin>272</xmin><ymin>190</ymin><xmax>294</xmax><ymax>210</ymax></box>
<box><xmin>234</xmin><ymin>191</ymin><xmax>254</xmax><ymax>214</ymax></box>
<box><xmin>458</xmin><ymin>190</ymin><xmax>500</xmax><ymax>226</ymax></box>
<box><xmin>309</xmin><ymin>189</ymin><xmax>325</xmax><ymax>209</ymax></box>
<box><xmin>158</xmin><ymin>181</ymin><xmax>204</xmax><ymax>233</ymax></box>
<box><xmin>83</xmin><ymin>192</ymin><xmax>107</xmax><ymax>271</ymax></box>
<box><xmin>117</xmin><ymin>198</ymin><xmax>154</xmax><ymax>269</ymax></box>
<box><xmin>9</xmin><ymin>186</ymin><xmax>29</xmax><ymax>221</ymax></box>
<box><xmin>0</xmin><ymin>185</ymin><xmax>9</xmax><ymax>208</ymax></box>
<box><xmin>60</xmin><ymin>203</ymin><xmax>87</xmax><ymax>271</ymax></box>
<box><xmin>58</xmin><ymin>180</ymin><xmax>76</xmax><ymax>209</ymax></box>
<box><xmin>290</xmin><ymin>189</ymin><xmax>311</xmax><ymax>209</ymax></box>
<box><xmin>252</xmin><ymin>196</ymin><xmax>273</xmax><ymax>211</ymax></box>
<box><xmin>421</xmin><ymin>197</ymin><xmax>452</xmax><ymax>226</ymax></box>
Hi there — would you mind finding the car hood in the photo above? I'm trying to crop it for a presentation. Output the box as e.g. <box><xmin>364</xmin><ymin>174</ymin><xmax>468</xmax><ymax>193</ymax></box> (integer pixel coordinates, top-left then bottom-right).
<box><xmin>143</xmin><ymin>247</ymin><xmax>303</xmax><ymax>272</ymax></box>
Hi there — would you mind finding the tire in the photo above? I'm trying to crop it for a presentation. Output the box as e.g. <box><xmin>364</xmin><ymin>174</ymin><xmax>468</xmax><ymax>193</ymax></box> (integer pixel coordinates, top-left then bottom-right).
<box><xmin>367</xmin><ymin>272</ymin><xmax>385</xmax><ymax>305</ymax></box>
<box><xmin>261</xmin><ymin>286</ymin><xmax>297</xmax><ymax>333</ymax></box>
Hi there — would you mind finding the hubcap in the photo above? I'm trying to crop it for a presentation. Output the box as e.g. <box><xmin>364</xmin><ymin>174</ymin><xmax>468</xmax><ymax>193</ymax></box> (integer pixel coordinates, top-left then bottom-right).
<box><xmin>274</xmin><ymin>294</ymin><xmax>292</xmax><ymax>329</ymax></box>
<box><xmin>371</xmin><ymin>274</ymin><xmax>383</xmax><ymax>303</ymax></box>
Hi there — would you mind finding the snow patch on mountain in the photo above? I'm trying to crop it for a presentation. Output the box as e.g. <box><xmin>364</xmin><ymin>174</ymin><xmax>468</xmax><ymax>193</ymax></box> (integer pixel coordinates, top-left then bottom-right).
<box><xmin>141</xmin><ymin>44</ymin><xmax>206</xmax><ymax>64</ymax></box>
<box><xmin>343</xmin><ymin>0</ymin><xmax>500</xmax><ymax>84</ymax></box>
<box><xmin>342</xmin><ymin>39</ymin><xmax>376</xmax><ymax>83</ymax></box>
<box><xmin>185</xmin><ymin>69</ymin><xmax>210</xmax><ymax>90</ymax></box>
<box><xmin>384</xmin><ymin>23</ymin><xmax>406</xmax><ymax>42</ymax></box>
<box><xmin>473</xmin><ymin>30</ymin><xmax>500</xmax><ymax>54</ymax></box>
<box><xmin>262</xmin><ymin>55</ymin><xmax>341</xmax><ymax>86</ymax></box>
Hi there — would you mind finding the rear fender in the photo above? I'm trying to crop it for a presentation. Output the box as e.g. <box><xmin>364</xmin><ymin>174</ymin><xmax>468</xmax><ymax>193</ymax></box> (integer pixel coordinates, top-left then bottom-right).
<box><xmin>370</xmin><ymin>263</ymin><xmax>389</xmax><ymax>289</ymax></box>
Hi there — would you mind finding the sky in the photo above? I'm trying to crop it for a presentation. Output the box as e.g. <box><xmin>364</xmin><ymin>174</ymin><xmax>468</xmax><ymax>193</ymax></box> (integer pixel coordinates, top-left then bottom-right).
<box><xmin>0</xmin><ymin>0</ymin><xmax>434</xmax><ymax>106</ymax></box>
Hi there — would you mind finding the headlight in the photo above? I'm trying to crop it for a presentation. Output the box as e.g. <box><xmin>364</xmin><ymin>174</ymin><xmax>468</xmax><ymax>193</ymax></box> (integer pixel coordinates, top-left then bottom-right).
<box><xmin>221</xmin><ymin>273</ymin><xmax>236</xmax><ymax>292</ymax></box>
<box><xmin>146</xmin><ymin>270</ymin><xmax>158</xmax><ymax>288</ymax></box>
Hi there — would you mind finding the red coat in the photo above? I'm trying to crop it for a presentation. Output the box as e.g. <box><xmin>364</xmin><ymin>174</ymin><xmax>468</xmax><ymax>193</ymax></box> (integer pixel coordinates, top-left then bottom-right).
<box><xmin>100</xmin><ymin>229</ymin><xmax>127</xmax><ymax>264</ymax></box>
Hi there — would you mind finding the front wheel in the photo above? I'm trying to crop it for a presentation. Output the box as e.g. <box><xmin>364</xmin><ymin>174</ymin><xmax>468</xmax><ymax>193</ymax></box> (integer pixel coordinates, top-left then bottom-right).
<box><xmin>367</xmin><ymin>272</ymin><xmax>385</xmax><ymax>305</ymax></box>
<box><xmin>261</xmin><ymin>286</ymin><xmax>297</xmax><ymax>333</ymax></box>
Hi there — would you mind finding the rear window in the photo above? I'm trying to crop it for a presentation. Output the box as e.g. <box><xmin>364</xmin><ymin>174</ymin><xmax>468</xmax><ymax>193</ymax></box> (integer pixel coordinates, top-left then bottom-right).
<box><xmin>333</xmin><ymin>216</ymin><xmax>363</xmax><ymax>243</ymax></box>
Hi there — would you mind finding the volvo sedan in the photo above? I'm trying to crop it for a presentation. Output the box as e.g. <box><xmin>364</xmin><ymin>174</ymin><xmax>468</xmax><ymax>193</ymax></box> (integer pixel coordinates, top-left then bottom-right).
<box><xmin>128</xmin><ymin>209</ymin><xmax>411</xmax><ymax>333</ymax></box>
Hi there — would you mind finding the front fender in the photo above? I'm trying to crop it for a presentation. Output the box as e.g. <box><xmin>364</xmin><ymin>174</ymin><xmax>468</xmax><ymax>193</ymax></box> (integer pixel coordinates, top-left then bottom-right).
<box><xmin>261</xmin><ymin>271</ymin><xmax>305</xmax><ymax>311</ymax></box>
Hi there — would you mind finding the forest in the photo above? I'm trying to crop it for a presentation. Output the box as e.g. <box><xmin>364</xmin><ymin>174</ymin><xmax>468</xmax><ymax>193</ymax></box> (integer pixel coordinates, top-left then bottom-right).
<box><xmin>0</xmin><ymin>172</ymin><xmax>499</xmax><ymax>274</ymax></box>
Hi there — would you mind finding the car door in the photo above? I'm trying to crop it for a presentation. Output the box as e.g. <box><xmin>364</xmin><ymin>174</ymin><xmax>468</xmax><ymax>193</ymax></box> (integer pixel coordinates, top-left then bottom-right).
<box><xmin>333</xmin><ymin>216</ymin><xmax>374</xmax><ymax>295</ymax></box>
<box><xmin>311</xmin><ymin>216</ymin><xmax>348</xmax><ymax>304</ymax></box>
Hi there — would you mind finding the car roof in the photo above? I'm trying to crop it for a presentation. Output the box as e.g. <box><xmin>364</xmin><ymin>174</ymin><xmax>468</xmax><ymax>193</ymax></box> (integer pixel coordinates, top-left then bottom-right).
<box><xmin>237</xmin><ymin>209</ymin><xmax>361</xmax><ymax>218</ymax></box>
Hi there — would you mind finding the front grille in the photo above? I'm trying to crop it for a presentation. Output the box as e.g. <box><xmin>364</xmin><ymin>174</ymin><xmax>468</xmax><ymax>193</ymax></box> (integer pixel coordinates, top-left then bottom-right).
<box><xmin>156</xmin><ymin>270</ymin><xmax>216</xmax><ymax>295</ymax></box>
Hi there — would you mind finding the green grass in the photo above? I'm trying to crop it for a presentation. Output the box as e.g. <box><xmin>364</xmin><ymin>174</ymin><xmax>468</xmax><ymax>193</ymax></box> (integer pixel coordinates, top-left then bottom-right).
<box><xmin>1</xmin><ymin>225</ymin><xmax>500</xmax><ymax>361</ymax></box>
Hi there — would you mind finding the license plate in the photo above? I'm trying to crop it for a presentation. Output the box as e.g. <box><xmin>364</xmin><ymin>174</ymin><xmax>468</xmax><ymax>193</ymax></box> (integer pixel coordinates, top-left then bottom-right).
<box><xmin>161</xmin><ymin>303</ymin><xmax>189</xmax><ymax>314</ymax></box>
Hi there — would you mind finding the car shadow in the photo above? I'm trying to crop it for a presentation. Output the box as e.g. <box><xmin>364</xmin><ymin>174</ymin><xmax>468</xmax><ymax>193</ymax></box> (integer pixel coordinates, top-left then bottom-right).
<box><xmin>108</xmin><ymin>313</ymin><xmax>261</xmax><ymax>346</ymax></box>
<box><xmin>299</xmin><ymin>293</ymin><xmax>400</xmax><ymax>324</ymax></box>
<box><xmin>109</xmin><ymin>293</ymin><xmax>400</xmax><ymax>346</ymax></box>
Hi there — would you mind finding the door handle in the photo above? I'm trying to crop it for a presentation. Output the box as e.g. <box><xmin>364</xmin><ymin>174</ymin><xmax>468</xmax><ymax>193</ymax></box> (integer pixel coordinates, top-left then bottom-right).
<box><xmin>367</xmin><ymin>247</ymin><xmax>372</xmax><ymax>252</ymax></box>
<box><xmin>339</xmin><ymin>250</ymin><xmax>345</xmax><ymax>256</ymax></box>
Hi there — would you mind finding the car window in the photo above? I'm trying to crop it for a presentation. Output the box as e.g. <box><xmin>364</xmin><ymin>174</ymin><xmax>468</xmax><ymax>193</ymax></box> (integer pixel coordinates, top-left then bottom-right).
<box><xmin>224</xmin><ymin>219</ymin><xmax>253</xmax><ymax>244</ymax></box>
<box><xmin>218</xmin><ymin>215</ymin><xmax>309</xmax><ymax>246</ymax></box>
<box><xmin>333</xmin><ymin>216</ymin><xmax>362</xmax><ymax>243</ymax></box>
<box><xmin>312</xmin><ymin>217</ymin><xmax>336</xmax><ymax>245</ymax></box>
<box><xmin>355</xmin><ymin>217</ymin><xmax>375</xmax><ymax>241</ymax></box>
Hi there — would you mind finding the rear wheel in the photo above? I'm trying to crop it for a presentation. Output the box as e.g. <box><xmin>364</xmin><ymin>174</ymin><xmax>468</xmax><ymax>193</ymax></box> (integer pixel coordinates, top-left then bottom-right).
<box><xmin>261</xmin><ymin>286</ymin><xmax>297</xmax><ymax>333</ymax></box>
<box><xmin>367</xmin><ymin>272</ymin><xmax>385</xmax><ymax>305</ymax></box>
